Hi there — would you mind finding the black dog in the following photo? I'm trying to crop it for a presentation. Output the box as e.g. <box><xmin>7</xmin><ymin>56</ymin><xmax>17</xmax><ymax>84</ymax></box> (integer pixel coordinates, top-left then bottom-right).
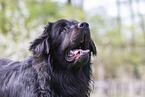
<box><xmin>0</xmin><ymin>19</ymin><xmax>96</xmax><ymax>97</ymax></box>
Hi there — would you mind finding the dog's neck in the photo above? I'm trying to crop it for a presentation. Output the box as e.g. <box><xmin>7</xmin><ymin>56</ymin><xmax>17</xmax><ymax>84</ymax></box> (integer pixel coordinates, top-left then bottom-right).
<box><xmin>32</xmin><ymin>57</ymin><xmax>91</xmax><ymax>97</ymax></box>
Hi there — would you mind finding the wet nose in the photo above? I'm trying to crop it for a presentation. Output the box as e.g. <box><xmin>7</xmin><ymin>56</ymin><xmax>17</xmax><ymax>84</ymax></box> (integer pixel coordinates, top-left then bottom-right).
<box><xmin>78</xmin><ymin>22</ymin><xmax>89</xmax><ymax>29</ymax></box>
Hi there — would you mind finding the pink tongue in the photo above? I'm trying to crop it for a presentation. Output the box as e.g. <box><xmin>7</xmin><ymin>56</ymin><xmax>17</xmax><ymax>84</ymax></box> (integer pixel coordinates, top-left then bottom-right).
<box><xmin>67</xmin><ymin>49</ymin><xmax>90</xmax><ymax>62</ymax></box>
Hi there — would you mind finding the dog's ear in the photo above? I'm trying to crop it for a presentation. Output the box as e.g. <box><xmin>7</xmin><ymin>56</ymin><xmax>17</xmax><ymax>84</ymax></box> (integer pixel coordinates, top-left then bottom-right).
<box><xmin>89</xmin><ymin>38</ymin><xmax>97</xmax><ymax>55</ymax></box>
<box><xmin>30</xmin><ymin>22</ymin><xmax>53</xmax><ymax>57</ymax></box>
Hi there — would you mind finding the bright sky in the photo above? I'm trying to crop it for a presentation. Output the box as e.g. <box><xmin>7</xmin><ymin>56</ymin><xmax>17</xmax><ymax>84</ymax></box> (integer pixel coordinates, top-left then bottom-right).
<box><xmin>84</xmin><ymin>0</ymin><xmax>117</xmax><ymax>16</ymax></box>
<box><xmin>52</xmin><ymin>0</ymin><xmax>145</xmax><ymax>18</ymax></box>
<box><xmin>84</xmin><ymin>0</ymin><xmax>145</xmax><ymax>17</ymax></box>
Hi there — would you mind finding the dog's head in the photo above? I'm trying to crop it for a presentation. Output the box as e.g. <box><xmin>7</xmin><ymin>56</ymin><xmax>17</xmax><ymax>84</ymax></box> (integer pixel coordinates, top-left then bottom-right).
<box><xmin>30</xmin><ymin>19</ymin><xmax>96</xmax><ymax>69</ymax></box>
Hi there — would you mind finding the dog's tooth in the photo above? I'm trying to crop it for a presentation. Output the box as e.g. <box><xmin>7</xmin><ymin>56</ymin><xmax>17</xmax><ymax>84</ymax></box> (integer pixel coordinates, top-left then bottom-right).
<box><xmin>73</xmin><ymin>50</ymin><xmax>78</xmax><ymax>54</ymax></box>
<box><xmin>70</xmin><ymin>50</ymin><xmax>74</xmax><ymax>54</ymax></box>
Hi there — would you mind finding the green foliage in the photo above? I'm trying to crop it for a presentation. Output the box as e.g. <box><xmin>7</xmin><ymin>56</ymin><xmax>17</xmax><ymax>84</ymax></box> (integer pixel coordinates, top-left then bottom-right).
<box><xmin>0</xmin><ymin>0</ymin><xmax>145</xmax><ymax>80</ymax></box>
<box><xmin>24</xmin><ymin>0</ymin><xmax>59</xmax><ymax>24</ymax></box>
<box><xmin>59</xmin><ymin>5</ymin><xmax>85</xmax><ymax>21</ymax></box>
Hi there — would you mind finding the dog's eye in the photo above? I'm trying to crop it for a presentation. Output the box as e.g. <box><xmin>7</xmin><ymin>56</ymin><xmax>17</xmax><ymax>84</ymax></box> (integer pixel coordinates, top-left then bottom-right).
<box><xmin>62</xmin><ymin>27</ymin><xmax>69</xmax><ymax>32</ymax></box>
<box><xmin>62</xmin><ymin>27</ymin><xmax>67</xmax><ymax>32</ymax></box>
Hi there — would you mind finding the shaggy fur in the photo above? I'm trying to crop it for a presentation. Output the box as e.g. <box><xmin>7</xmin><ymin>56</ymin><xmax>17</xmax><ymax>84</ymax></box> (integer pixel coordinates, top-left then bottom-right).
<box><xmin>0</xmin><ymin>19</ymin><xmax>96</xmax><ymax>97</ymax></box>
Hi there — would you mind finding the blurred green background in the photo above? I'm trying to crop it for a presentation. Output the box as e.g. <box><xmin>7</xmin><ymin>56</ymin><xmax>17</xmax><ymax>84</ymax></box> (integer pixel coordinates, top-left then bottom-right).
<box><xmin>0</xmin><ymin>0</ymin><xmax>145</xmax><ymax>97</ymax></box>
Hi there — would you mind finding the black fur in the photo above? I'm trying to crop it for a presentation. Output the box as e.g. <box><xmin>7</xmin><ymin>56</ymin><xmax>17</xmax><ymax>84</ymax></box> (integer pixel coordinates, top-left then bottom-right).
<box><xmin>0</xmin><ymin>19</ymin><xmax>96</xmax><ymax>97</ymax></box>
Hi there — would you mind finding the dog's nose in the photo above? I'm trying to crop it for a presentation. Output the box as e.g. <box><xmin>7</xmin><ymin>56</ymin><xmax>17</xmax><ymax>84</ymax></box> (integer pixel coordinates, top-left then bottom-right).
<box><xmin>78</xmin><ymin>22</ymin><xmax>89</xmax><ymax>29</ymax></box>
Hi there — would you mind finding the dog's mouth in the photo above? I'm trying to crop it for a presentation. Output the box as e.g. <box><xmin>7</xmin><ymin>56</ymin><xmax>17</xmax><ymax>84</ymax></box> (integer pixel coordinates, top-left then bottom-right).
<box><xmin>65</xmin><ymin>34</ymin><xmax>90</xmax><ymax>62</ymax></box>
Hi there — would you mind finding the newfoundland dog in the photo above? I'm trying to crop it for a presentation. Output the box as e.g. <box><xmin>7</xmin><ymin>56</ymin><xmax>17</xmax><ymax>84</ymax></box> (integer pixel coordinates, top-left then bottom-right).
<box><xmin>0</xmin><ymin>19</ymin><xmax>96</xmax><ymax>97</ymax></box>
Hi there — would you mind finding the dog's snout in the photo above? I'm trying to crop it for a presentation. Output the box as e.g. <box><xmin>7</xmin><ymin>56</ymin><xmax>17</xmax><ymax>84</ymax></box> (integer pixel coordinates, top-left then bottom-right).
<box><xmin>78</xmin><ymin>22</ymin><xmax>89</xmax><ymax>29</ymax></box>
